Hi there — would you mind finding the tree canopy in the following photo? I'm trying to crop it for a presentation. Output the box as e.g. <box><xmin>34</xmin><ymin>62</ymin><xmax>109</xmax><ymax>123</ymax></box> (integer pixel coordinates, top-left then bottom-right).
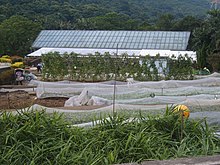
<box><xmin>0</xmin><ymin>15</ymin><xmax>42</xmax><ymax>56</ymax></box>
<box><xmin>0</xmin><ymin>0</ymin><xmax>210</xmax><ymax>30</ymax></box>
<box><xmin>192</xmin><ymin>10</ymin><xmax>220</xmax><ymax>69</ymax></box>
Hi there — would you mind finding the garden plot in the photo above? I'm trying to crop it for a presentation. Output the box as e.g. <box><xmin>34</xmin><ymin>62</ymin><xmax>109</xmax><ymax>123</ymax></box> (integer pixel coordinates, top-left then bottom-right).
<box><xmin>26</xmin><ymin>74</ymin><xmax>220</xmax><ymax>127</ymax></box>
<box><xmin>31</xmin><ymin>76</ymin><xmax>220</xmax><ymax>98</ymax></box>
<box><xmin>30</xmin><ymin>76</ymin><xmax>220</xmax><ymax>108</ymax></box>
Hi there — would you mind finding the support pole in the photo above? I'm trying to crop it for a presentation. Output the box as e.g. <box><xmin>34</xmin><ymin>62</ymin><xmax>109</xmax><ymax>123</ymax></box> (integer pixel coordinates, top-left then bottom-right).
<box><xmin>113</xmin><ymin>43</ymin><xmax>119</xmax><ymax>115</ymax></box>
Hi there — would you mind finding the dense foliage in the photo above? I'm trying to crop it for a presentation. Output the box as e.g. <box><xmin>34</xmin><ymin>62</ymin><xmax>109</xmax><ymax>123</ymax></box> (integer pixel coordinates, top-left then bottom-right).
<box><xmin>0</xmin><ymin>0</ymin><xmax>219</xmax><ymax>71</ymax></box>
<box><xmin>0</xmin><ymin>16</ymin><xmax>42</xmax><ymax>56</ymax></box>
<box><xmin>0</xmin><ymin>0</ymin><xmax>209</xmax><ymax>29</ymax></box>
<box><xmin>0</xmin><ymin>0</ymin><xmax>207</xmax><ymax>56</ymax></box>
<box><xmin>0</xmin><ymin>109</ymin><xmax>219</xmax><ymax>164</ymax></box>
<box><xmin>192</xmin><ymin>10</ymin><xmax>220</xmax><ymax>70</ymax></box>
<box><xmin>41</xmin><ymin>52</ymin><xmax>193</xmax><ymax>81</ymax></box>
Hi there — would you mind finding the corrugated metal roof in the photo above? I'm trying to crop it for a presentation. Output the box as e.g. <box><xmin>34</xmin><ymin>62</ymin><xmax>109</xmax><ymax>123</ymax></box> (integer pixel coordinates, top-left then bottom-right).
<box><xmin>32</xmin><ymin>30</ymin><xmax>190</xmax><ymax>51</ymax></box>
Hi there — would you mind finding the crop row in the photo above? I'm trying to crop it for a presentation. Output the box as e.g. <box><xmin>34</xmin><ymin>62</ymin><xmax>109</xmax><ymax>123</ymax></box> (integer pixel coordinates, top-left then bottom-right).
<box><xmin>41</xmin><ymin>52</ymin><xmax>194</xmax><ymax>81</ymax></box>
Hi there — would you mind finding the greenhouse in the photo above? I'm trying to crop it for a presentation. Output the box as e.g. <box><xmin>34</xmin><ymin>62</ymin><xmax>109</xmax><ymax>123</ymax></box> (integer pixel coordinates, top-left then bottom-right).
<box><xmin>29</xmin><ymin>30</ymin><xmax>196</xmax><ymax>59</ymax></box>
<box><xmin>30</xmin><ymin>30</ymin><xmax>194</xmax><ymax>56</ymax></box>
<box><xmin>28</xmin><ymin>30</ymin><xmax>196</xmax><ymax>74</ymax></box>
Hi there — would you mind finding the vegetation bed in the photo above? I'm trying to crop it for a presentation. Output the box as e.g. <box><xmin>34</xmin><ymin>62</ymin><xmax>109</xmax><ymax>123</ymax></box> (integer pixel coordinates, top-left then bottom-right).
<box><xmin>0</xmin><ymin>109</ymin><xmax>219</xmax><ymax>165</ymax></box>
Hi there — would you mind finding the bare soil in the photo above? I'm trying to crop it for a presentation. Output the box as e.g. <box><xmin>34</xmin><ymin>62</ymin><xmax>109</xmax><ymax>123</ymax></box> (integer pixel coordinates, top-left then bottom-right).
<box><xmin>0</xmin><ymin>90</ymin><xmax>106</xmax><ymax>111</ymax></box>
<box><xmin>0</xmin><ymin>90</ymin><xmax>68</xmax><ymax>110</ymax></box>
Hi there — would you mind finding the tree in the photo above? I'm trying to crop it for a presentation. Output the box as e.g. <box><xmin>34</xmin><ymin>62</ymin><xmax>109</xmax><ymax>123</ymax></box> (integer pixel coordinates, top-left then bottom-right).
<box><xmin>88</xmin><ymin>12</ymin><xmax>138</xmax><ymax>30</ymax></box>
<box><xmin>156</xmin><ymin>13</ymin><xmax>175</xmax><ymax>30</ymax></box>
<box><xmin>192</xmin><ymin>10</ymin><xmax>220</xmax><ymax>69</ymax></box>
<box><xmin>0</xmin><ymin>15</ymin><xmax>42</xmax><ymax>56</ymax></box>
<box><xmin>173</xmin><ymin>16</ymin><xmax>202</xmax><ymax>31</ymax></box>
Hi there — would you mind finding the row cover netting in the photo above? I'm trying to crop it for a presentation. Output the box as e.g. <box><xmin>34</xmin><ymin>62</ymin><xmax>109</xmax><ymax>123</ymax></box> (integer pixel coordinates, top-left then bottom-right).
<box><xmin>32</xmin><ymin>74</ymin><xmax>220</xmax><ymax>98</ymax></box>
<box><xmin>28</xmin><ymin>73</ymin><xmax>220</xmax><ymax>113</ymax></box>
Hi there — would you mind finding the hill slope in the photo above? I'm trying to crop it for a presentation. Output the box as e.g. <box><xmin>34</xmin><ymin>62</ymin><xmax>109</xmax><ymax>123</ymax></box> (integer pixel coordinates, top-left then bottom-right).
<box><xmin>0</xmin><ymin>0</ymin><xmax>210</xmax><ymax>20</ymax></box>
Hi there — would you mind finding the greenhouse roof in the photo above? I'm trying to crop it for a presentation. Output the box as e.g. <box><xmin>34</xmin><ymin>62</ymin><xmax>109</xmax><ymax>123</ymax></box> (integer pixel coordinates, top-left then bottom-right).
<box><xmin>32</xmin><ymin>30</ymin><xmax>191</xmax><ymax>51</ymax></box>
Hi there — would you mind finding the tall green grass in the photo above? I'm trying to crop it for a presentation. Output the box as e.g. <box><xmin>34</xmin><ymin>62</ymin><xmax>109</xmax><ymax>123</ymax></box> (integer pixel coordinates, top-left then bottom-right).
<box><xmin>0</xmin><ymin>109</ymin><xmax>219</xmax><ymax>165</ymax></box>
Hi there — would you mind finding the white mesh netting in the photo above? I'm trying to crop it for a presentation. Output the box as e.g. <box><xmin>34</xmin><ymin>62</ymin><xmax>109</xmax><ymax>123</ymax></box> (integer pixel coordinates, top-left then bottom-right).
<box><xmin>29</xmin><ymin>73</ymin><xmax>220</xmax><ymax>117</ymax></box>
<box><xmin>32</xmin><ymin>75</ymin><xmax>220</xmax><ymax>99</ymax></box>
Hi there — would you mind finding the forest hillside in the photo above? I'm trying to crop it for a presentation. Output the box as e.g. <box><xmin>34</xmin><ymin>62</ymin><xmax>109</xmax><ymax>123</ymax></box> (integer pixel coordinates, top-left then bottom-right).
<box><xmin>0</xmin><ymin>0</ymin><xmax>210</xmax><ymax>29</ymax></box>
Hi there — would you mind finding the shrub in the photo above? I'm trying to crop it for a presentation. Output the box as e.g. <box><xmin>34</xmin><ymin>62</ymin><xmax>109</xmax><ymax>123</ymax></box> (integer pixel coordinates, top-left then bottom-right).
<box><xmin>11</xmin><ymin>62</ymin><xmax>24</xmax><ymax>68</ymax></box>
<box><xmin>0</xmin><ymin>57</ymin><xmax>12</xmax><ymax>63</ymax></box>
<box><xmin>1</xmin><ymin>55</ymin><xmax>10</xmax><ymax>58</ymax></box>
<box><xmin>0</xmin><ymin>68</ymin><xmax>14</xmax><ymax>85</ymax></box>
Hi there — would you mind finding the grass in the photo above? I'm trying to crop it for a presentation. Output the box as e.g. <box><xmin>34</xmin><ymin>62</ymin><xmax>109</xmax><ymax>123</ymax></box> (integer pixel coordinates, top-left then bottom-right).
<box><xmin>0</xmin><ymin>108</ymin><xmax>220</xmax><ymax>165</ymax></box>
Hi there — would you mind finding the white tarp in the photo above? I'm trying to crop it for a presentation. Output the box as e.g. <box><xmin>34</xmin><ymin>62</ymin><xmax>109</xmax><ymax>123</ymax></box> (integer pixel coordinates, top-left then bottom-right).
<box><xmin>26</xmin><ymin>48</ymin><xmax>197</xmax><ymax>61</ymax></box>
<box><xmin>27</xmin><ymin>48</ymin><xmax>140</xmax><ymax>57</ymax></box>
<box><xmin>139</xmin><ymin>49</ymin><xmax>197</xmax><ymax>61</ymax></box>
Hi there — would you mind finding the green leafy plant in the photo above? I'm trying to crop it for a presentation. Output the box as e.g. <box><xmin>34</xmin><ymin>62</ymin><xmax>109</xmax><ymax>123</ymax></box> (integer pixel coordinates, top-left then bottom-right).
<box><xmin>41</xmin><ymin>52</ymin><xmax>194</xmax><ymax>82</ymax></box>
<box><xmin>0</xmin><ymin>108</ymin><xmax>219</xmax><ymax>165</ymax></box>
<box><xmin>167</xmin><ymin>54</ymin><xmax>193</xmax><ymax>80</ymax></box>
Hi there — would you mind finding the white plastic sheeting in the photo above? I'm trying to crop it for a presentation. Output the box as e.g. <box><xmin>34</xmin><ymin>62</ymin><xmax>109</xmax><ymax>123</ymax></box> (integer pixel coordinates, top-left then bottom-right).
<box><xmin>26</xmin><ymin>47</ymin><xmax>196</xmax><ymax>60</ymax></box>
<box><xmin>27</xmin><ymin>48</ymin><xmax>140</xmax><ymax>57</ymax></box>
<box><xmin>64</xmin><ymin>88</ymin><xmax>111</xmax><ymax>106</ymax></box>
<box><xmin>139</xmin><ymin>49</ymin><xmax>197</xmax><ymax>61</ymax></box>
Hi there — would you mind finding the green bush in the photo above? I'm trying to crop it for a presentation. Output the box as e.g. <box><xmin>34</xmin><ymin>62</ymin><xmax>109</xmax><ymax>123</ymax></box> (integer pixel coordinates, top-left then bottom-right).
<box><xmin>0</xmin><ymin>68</ymin><xmax>14</xmax><ymax>85</ymax></box>
<box><xmin>167</xmin><ymin>55</ymin><xmax>193</xmax><ymax>80</ymax></box>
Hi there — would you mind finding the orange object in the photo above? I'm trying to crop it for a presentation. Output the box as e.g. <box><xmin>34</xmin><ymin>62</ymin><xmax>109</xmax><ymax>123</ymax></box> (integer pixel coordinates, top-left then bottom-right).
<box><xmin>173</xmin><ymin>105</ymin><xmax>190</xmax><ymax>118</ymax></box>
